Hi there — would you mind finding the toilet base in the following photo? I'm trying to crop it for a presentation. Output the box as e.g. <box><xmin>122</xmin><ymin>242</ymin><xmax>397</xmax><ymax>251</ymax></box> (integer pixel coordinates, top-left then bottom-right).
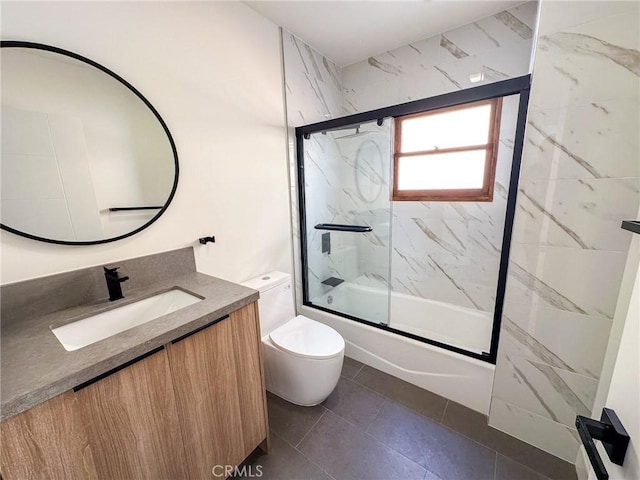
<box><xmin>266</xmin><ymin>390</ymin><xmax>325</xmax><ymax>407</ymax></box>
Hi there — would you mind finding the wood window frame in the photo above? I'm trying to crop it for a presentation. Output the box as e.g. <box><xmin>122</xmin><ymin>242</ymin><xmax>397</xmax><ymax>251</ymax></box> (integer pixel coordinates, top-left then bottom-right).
<box><xmin>393</xmin><ymin>97</ymin><xmax>503</xmax><ymax>202</ymax></box>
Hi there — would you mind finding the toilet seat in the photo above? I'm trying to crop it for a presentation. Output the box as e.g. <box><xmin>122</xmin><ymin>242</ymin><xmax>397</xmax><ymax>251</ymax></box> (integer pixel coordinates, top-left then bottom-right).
<box><xmin>269</xmin><ymin>315</ymin><xmax>344</xmax><ymax>360</ymax></box>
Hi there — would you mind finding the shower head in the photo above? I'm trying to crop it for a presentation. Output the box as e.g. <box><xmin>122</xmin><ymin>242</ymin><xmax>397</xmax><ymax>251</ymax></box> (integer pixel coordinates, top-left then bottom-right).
<box><xmin>334</xmin><ymin>127</ymin><xmax>374</xmax><ymax>140</ymax></box>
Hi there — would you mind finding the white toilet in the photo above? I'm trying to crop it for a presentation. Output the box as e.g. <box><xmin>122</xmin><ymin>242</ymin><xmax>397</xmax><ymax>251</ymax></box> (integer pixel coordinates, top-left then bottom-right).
<box><xmin>242</xmin><ymin>272</ymin><xmax>344</xmax><ymax>406</ymax></box>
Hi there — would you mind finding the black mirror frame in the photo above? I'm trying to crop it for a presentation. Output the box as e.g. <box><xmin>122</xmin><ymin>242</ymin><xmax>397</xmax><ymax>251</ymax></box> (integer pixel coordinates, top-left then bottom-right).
<box><xmin>0</xmin><ymin>40</ymin><xmax>179</xmax><ymax>245</ymax></box>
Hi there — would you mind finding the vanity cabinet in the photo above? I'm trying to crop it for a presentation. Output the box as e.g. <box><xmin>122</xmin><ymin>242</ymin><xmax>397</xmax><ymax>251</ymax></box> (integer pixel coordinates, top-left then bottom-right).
<box><xmin>75</xmin><ymin>347</ymin><xmax>187</xmax><ymax>479</ymax></box>
<box><xmin>167</xmin><ymin>302</ymin><xmax>268</xmax><ymax>479</ymax></box>
<box><xmin>0</xmin><ymin>391</ymin><xmax>97</xmax><ymax>479</ymax></box>
<box><xmin>0</xmin><ymin>302</ymin><xmax>268</xmax><ymax>480</ymax></box>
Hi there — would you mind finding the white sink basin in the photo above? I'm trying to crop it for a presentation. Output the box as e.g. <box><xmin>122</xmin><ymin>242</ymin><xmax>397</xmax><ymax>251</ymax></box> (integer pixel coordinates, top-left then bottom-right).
<box><xmin>52</xmin><ymin>289</ymin><xmax>202</xmax><ymax>351</ymax></box>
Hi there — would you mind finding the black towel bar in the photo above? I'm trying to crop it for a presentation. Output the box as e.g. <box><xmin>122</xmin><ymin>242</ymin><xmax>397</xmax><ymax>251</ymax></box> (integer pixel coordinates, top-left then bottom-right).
<box><xmin>109</xmin><ymin>206</ymin><xmax>163</xmax><ymax>212</ymax></box>
<box><xmin>314</xmin><ymin>223</ymin><xmax>372</xmax><ymax>233</ymax></box>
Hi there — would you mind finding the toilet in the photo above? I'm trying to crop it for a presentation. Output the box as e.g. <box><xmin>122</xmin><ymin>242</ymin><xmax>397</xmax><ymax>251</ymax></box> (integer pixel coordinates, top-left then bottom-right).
<box><xmin>242</xmin><ymin>272</ymin><xmax>344</xmax><ymax>406</ymax></box>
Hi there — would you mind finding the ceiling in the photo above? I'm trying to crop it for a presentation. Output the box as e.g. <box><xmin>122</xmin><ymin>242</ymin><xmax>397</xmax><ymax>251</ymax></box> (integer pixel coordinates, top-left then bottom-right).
<box><xmin>246</xmin><ymin>1</ymin><xmax>526</xmax><ymax>67</ymax></box>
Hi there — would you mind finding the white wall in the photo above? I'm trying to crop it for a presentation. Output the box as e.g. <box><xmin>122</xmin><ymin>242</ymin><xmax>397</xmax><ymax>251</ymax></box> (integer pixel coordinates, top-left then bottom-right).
<box><xmin>592</xmin><ymin>252</ymin><xmax>639</xmax><ymax>479</ymax></box>
<box><xmin>1</xmin><ymin>107</ymin><xmax>104</xmax><ymax>241</ymax></box>
<box><xmin>0</xmin><ymin>1</ymin><xmax>291</xmax><ymax>284</ymax></box>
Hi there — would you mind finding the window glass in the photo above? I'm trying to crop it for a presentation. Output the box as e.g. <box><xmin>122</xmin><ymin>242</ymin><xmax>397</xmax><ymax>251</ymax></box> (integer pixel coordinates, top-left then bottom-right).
<box><xmin>400</xmin><ymin>104</ymin><xmax>492</xmax><ymax>153</ymax></box>
<box><xmin>393</xmin><ymin>97</ymin><xmax>502</xmax><ymax>202</ymax></box>
<box><xmin>396</xmin><ymin>151</ymin><xmax>486</xmax><ymax>190</ymax></box>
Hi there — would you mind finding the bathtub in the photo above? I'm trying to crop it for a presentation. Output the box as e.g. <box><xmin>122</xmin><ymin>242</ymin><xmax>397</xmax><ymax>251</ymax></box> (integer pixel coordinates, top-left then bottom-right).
<box><xmin>300</xmin><ymin>281</ymin><xmax>495</xmax><ymax>414</ymax></box>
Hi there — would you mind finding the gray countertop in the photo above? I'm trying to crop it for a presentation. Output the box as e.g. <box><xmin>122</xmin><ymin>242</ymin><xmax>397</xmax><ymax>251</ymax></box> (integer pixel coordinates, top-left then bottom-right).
<box><xmin>1</xmin><ymin>272</ymin><xmax>259</xmax><ymax>421</ymax></box>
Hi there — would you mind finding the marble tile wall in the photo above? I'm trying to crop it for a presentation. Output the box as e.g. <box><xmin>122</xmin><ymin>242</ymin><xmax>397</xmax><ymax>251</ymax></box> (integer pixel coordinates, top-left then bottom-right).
<box><xmin>284</xmin><ymin>3</ymin><xmax>537</xmax><ymax>317</ymax></box>
<box><xmin>303</xmin><ymin>122</ymin><xmax>393</xmax><ymax>302</ymax></box>
<box><xmin>281</xmin><ymin>32</ymin><xmax>345</xmax><ymax>127</ymax></box>
<box><xmin>339</xmin><ymin>0</ymin><xmax>536</xmax><ymax>317</ymax></box>
<box><xmin>488</xmin><ymin>0</ymin><xmax>640</xmax><ymax>463</ymax></box>
<box><xmin>336</xmin><ymin>122</ymin><xmax>393</xmax><ymax>294</ymax></box>
<box><xmin>386</xmin><ymin>95</ymin><xmax>519</xmax><ymax>319</ymax></box>
<box><xmin>341</xmin><ymin>2</ymin><xmax>537</xmax><ymax>114</ymax></box>
<box><xmin>282</xmin><ymin>31</ymin><xmax>346</xmax><ymax>302</ymax></box>
<box><xmin>302</xmin><ymin>132</ymin><xmax>344</xmax><ymax>300</ymax></box>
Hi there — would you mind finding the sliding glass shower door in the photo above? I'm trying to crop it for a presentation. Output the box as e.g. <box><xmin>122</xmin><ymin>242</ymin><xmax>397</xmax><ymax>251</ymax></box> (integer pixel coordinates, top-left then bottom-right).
<box><xmin>299</xmin><ymin>118</ymin><xmax>392</xmax><ymax>325</ymax></box>
<box><xmin>296</xmin><ymin>80</ymin><xmax>530</xmax><ymax>363</ymax></box>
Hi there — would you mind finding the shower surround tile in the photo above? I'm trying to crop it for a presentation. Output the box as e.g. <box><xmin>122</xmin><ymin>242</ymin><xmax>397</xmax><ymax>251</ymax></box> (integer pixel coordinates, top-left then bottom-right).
<box><xmin>285</xmin><ymin>4</ymin><xmax>537</xmax><ymax>318</ymax></box>
<box><xmin>342</xmin><ymin>2</ymin><xmax>536</xmax><ymax>114</ymax></box>
<box><xmin>282</xmin><ymin>32</ymin><xmax>345</xmax><ymax>126</ymax></box>
<box><xmin>490</xmin><ymin>0</ymin><xmax>640</xmax><ymax>464</ymax></box>
<box><xmin>489</xmin><ymin>399</ymin><xmax>581</xmax><ymax>463</ymax></box>
<box><xmin>506</xmin><ymin>244</ymin><xmax>629</xmax><ymax>319</ymax></box>
<box><xmin>492</xmin><ymin>354</ymin><xmax>597</xmax><ymax>427</ymax></box>
<box><xmin>434</xmin><ymin>41</ymin><xmax>533</xmax><ymax>92</ymax></box>
<box><xmin>520</xmin><ymin>103</ymin><xmax>640</xmax><ymax>182</ymax></box>
<box><xmin>500</xmin><ymin>302</ymin><xmax>611</xmax><ymax>380</ymax></box>
<box><xmin>529</xmin><ymin>11</ymin><xmax>640</xmax><ymax>111</ymax></box>
<box><xmin>387</xmin><ymin>93</ymin><xmax>518</xmax><ymax>317</ymax></box>
<box><xmin>513</xmin><ymin>177</ymin><xmax>640</xmax><ymax>252</ymax></box>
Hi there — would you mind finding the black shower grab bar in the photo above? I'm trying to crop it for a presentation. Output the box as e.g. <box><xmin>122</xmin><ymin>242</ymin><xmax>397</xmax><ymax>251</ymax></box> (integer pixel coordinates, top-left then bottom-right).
<box><xmin>108</xmin><ymin>206</ymin><xmax>163</xmax><ymax>212</ymax></box>
<box><xmin>314</xmin><ymin>223</ymin><xmax>372</xmax><ymax>233</ymax></box>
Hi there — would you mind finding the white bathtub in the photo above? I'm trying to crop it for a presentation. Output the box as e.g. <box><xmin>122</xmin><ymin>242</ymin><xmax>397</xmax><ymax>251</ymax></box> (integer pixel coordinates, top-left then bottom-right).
<box><xmin>302</xmin><ymin>281</ymin><xmax>495</xmax><ymax>414</ymax></box>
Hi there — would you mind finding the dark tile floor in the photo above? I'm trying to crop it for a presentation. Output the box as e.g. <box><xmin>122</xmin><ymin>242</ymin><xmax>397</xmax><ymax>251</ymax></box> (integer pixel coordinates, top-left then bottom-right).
<box><xmin>236</xmin><ymin>357</ymin><xmax>578</xmax><ymax>480</ymax></box>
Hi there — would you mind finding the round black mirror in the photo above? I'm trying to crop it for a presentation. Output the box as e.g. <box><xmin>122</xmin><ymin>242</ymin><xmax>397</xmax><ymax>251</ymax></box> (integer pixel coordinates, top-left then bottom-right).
<box><xmin>0</xmin><ymin>41</ymin><xmax>178</xmax><ymax>245</ymax></box>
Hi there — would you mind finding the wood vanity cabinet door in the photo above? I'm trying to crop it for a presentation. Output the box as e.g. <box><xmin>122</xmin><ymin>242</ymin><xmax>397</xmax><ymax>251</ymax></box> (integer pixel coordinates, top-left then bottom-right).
<box><xmin>1</xmin><ymin>391</ymin><xmax>98</xmax><ymax>479</ymax></box>
<box><xmin>74</xmin><ymin>347</ymin><xmax>187</xmax><ymax>480</ymax></box>
<box><xmin>167</xmin><ymin>303</ymin><xmax>268</xmax><ymax>479</ymax></box>
<box><xmin>229</xmin><ymin>302</ymin><xmax>269</xmax><ymax>454</ymax></box>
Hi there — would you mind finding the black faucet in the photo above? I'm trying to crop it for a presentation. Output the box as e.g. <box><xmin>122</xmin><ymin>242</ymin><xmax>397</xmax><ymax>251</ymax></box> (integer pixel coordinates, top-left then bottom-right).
<box><xmin>104</xmin><ymin>267</ymin><xmax>129</xmax><ymax>301</ymax></box>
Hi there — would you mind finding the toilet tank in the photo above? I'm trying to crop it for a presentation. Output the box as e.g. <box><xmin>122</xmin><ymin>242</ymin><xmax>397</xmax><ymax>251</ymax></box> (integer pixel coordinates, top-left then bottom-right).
<box><xmin>241</xmin><ymin>271</ymin><xmax>294</xmax><ymax>338</ymax></box>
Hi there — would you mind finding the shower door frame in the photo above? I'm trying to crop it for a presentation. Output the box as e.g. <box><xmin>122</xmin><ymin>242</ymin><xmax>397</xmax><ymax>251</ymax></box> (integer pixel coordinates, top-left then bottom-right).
<box><xmin>296</xmin><ymin>75</ymin><xmax>532</xmax><ymax>364</ymax></box>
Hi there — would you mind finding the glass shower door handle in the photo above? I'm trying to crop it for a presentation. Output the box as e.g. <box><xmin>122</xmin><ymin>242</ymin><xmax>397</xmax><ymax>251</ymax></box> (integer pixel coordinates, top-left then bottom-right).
<box><xmin>314</xmin><ymin>223</ymin><xmax>372</xmax><ymax>233</ymax></box>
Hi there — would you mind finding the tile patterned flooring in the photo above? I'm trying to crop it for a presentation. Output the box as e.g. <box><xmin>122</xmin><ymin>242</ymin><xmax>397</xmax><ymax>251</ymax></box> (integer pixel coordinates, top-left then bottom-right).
<box><xmin>236</xmin><ymin>358</ymin><xmax>578</xmax><ymax>480</ymax></box>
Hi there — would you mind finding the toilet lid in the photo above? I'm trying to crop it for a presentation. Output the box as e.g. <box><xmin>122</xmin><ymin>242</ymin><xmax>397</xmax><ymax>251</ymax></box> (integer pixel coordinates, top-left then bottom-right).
<box><xmin>269</xmin><ymin>315</ymin><xmax>345</xmax><ymax>359</ymax></box>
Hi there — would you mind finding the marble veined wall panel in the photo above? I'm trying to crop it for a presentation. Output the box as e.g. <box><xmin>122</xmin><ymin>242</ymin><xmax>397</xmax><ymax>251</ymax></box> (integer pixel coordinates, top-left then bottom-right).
<box><xmin>282</xmin><ymin>30</ymin><xmax>347</xmax><ymax>305</ymax></box>
<box><xmin>342</xmin><ymin>2</ymin><xmax>537</xmax><ymax>114</ymax></box>
<box><xmin>388</xmin><ymin>94</ymin><xmax>520</xmax><ymax>315</ymax></box>
<box><xmin>489</xmin><ymin>0</ymin><xmax>640</xmax><ymax>463</ymax></box>
<box><xmin>282</xmin><ymin>31</ymin><xmax>345</xmax><ymax>126</ymax></box>
<box><xmin>284</xmin><ymin>4</ymin><xmax>538</xmax><ymax>326</ymax></box>
<box><xmin>336</xmin><ymin>3</ymin><xmax>537</xmax><ymax>317</ymax></box>
<box><xmin>302</xmin><ymin>132</ymin><xmax>346</xmax><ymax>300</ymax></box>
<box><xmin>283</xmin><ymin>3</ymin><xmax>536</xmax><ymax>317</ymax></box>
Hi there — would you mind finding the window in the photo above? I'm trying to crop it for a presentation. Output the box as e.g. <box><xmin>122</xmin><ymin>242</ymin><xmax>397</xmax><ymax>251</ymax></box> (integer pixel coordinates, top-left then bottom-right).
<box><xmin>393</xmin><ymin>97</ymin><xmax>502</xmax><ymax>201</ymax></box>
